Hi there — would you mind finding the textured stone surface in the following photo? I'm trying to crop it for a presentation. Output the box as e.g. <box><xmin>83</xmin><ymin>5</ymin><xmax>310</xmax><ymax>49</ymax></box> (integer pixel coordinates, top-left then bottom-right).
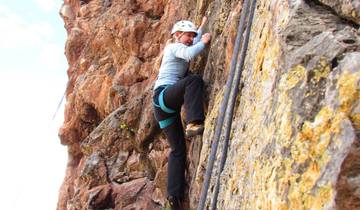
<box><xmin>57</xmin><ymin>0</ymin><xmax>360</xmax><ymax>209</ymax></box>
<box><xmin>318</xmin><ymin>0</ymin><xmax>360</xmax><ymax>24</ymax></box>
<box><xmin>195</xmin><ymin>1</ymin><xmax>360</xmax><ymax>209</ymax></box>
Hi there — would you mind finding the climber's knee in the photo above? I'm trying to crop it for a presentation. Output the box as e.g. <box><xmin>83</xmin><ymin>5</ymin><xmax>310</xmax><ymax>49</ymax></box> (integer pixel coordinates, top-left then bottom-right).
<box><xmin>188</xmin><ymin>75</ymin><xmax>204</xmax><ymax>86</ymax></box>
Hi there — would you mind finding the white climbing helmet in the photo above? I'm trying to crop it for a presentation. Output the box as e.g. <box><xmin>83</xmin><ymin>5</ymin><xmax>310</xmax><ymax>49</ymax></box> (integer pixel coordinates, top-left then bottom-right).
<box><xmin>171</xmin><ymin>20</ymin><xmax>197</xmax><ymax>35</ymax></box>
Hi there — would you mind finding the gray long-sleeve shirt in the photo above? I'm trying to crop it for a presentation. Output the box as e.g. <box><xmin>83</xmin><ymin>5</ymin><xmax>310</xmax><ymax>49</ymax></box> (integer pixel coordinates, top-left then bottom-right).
<box><xmin>154</xmin><ymin>29</ymin><xmax>205</xmax><ymax>89</ymax></box>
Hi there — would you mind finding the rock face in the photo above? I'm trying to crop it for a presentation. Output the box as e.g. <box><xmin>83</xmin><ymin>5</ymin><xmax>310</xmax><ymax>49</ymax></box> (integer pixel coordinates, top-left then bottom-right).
<box><xmin>57</xmin><ymin>0</ymin><xmax>360</xmax><ymax>209</ymax></box>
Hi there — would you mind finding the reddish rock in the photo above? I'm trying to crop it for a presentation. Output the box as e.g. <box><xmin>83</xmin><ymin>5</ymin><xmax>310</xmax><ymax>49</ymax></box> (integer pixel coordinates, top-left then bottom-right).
<box><xmin>57</xmin><ymin>0</ymin><xmax>360</xmax><ymax>209</ymax></box>
<box><xmin>55</xmin><ymin>0</ymin><xmax>266</xmax><ymax>209</ymax></box>
<box><xmin>112</xmin><ymin>178</ymin><xmax>161</xmax><ymax>210</ymax></box>
<box><xmin>87</xmin><ymin>184</ymin><xmax>113</xmax><ymax>209</ymax></box>
<box><xmin>336</xmin><ymin>141</ymin><xmax>360</xmax><ymax>209</ymax></box>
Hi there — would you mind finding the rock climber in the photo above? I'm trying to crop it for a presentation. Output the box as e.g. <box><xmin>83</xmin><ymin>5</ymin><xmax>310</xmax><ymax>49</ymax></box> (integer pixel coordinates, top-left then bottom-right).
<box><xmin>152</xmin><ymin>17</ymin><xmax>211</xmax><ymax>210</ymax></box>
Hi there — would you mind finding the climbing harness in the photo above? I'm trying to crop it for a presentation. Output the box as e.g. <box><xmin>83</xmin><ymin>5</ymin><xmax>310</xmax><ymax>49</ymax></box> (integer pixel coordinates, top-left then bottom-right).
<box><xmin>197</xmin><ymin>0</ymin><xmax>257</xmax><ymax>209</ymax></box>
<box><xmin>153</xmin><ymin>85</ymin><xmax>178</xmax><ymax>128</ymax></box>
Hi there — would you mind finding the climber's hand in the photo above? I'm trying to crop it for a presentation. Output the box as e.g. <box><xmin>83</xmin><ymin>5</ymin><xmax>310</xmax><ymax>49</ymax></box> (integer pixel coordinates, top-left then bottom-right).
<box><xmin>200</xmin><ymin>16</ymin><xmax>208</xmax><ymax>28</ymax></box>
<box><xmin>201</xmin><ymin>33</ymin><xmax>211</xmax><ymax>44</ymax></box>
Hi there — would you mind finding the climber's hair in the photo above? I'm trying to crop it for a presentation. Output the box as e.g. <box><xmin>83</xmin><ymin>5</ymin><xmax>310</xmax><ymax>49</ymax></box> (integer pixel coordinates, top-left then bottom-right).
<box><xmin>154</xmin><ymin>37</ymin><xmax>175</xmax><ymax>70</ymax></box>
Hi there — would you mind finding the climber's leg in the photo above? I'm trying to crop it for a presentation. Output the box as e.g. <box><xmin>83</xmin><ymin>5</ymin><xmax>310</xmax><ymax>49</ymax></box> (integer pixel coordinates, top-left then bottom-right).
<box><xmin>163</xmin><ymin>115</ymin><xmax>186</xmax><ymax>199</ymax></box>
<box><xmin>163</xmin><ymin>75</ymin><xmax>205</xmax><ymax>124</ymax></box>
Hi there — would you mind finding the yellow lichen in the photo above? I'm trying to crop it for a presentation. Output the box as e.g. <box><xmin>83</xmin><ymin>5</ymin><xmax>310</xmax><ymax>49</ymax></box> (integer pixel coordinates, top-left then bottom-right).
<box><xmin>119</xmin><ymin>122</ymin><xmax>127</xmax><ymax>129</ymax></box>
<box><xmin>299</xmin><ymin>121</ymin><xmax>313</xmax><ymax>141</ymax></box>
<box><xmin>309</xmin><ymin>183</ymin><xmax>334</xmax><ymax>210</ymax></box>
<box><xmin>204</xmin><ymin>2</ymin><xmax>360</xmax><ymax>208</ymax></box>
<box><xmin>338</xmin><ymin>71</ymin><xmax>360</xmax><ymax>113</ymax></box>
<box><xmin>318</xmin><ymin>183</ymin><xmax>334</xmax><ymax>203</ymax></box>
<box><xmin>312</xmin><ymin>59</ymin><xmax>331</xmax><ymax>82</ymax></box>
<box><xmin>300</xmin><ymin>162</ymin><xmax>320</xmax><ymax>192</ymax></box>
<box><xmin>275</xmin><ymin>64</ymin><xmax>346</xmax><ymax>209</ymax></box>
<box><xmin>351</xmin><ymin>113</ymin><xmax>360</xmax><ymax>130</ymax></box>
<box><xmin>288</xmin><ymin>181</ymin><xmax>302</xmax><ymax>209</ymax></box>
<box><xmin>81</xmin><ymin>144</ymin><xmax>93</xmax><ymax>156</ymax></box>
<box><xmin>311</xmin><ymin>107</ymin><xmax>332</xmax><ymax>140</ymax></box>
<box><xmin>278</xmin><ymin>5</ymin><xmax>289</xmax><ymax>29</ymax></box>
<box><xmin>277</xmin><ymin>158</ymin><xmax>294</xmax><ymax>193</ymax></box>
<box><xmin>285</xmin><ymin>101</ymin><xmax>354</xmax><ymax>208</ymax></box>
<box><xmin>291</xmin><ymin>139</ymin><xmax>310</xmax><ymax>164</ymax></box>
<box><xmin>352</xmin><ymin>9</ymin><xmax>357</xmax><ymax>18</ymax></box>
<box><xmin>312</xmin><ymin>133</ymin><xmax>331</xmax><ymax>158</ymax></box>
<box><xmin>279</xmin><ymin>65</ymin><xmax>306</xmax><ymax>90</ymax></box>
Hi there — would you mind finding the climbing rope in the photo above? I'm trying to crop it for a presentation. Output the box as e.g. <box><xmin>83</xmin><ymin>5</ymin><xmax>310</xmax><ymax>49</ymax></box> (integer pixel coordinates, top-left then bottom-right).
<box><xmin>52</xmin><ymin>84</ymin><xmax>68</xmax><ymax>121</ymax></box>
<box><xmin>197</xmin><ymin>0</ymin><xmax>257</xmax><ymax>209</ymax></box>
<box><xmin>210</xmin><ymin>0</ymin><xmax>257</xmax><ymax>209</ymax></box>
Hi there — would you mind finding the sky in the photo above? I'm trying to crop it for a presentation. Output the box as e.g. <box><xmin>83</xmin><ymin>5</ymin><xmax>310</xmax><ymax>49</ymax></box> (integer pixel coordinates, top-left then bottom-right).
<box><xmin>0</xmin><ymin>0</ymin><xmax>69</xmax><ymax>209</ymax></box>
